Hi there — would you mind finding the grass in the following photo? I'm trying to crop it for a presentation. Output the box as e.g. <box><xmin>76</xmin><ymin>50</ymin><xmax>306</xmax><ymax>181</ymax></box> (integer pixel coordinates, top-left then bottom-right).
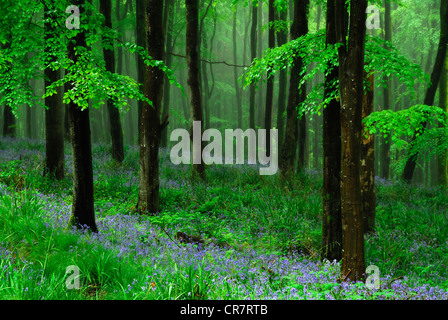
<box><xmin>0</xmin><ymin>137</ymin><xmax>447</xmax><ymax>300</ymax></box>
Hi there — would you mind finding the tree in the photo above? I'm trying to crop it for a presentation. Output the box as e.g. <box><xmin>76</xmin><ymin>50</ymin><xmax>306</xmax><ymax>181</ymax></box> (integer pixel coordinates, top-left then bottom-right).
<box><xmin>136</xmin><ymin>0</ymin><xmax>146</xmax><ymax>145</ymax></box>
<box><xmin>361</xmin><ymin>69</ymin><xmax>375</xmax><ymax>234</ymax></box>
<box><xmin>322</xmin><ymin>0</ymin><xmax>342</xmax><ymax>262</ymax></box>
<box><xmin>161</xmin><ymin>0</ymin><xmax>175</xmax><ymax>148</ymax></box>
<box><xmin>186</xmin><ymin>0</ymin><xmax>205</xmax><ymax>181</ymax></box>
<box><xmin>402</xmin><ymin>0</ymin><xmax>448</xmax><ymax>183</ymax></box>
<box><xmin>2</xmin><ymin>34</ymin><xmax>15</xmax><ymax>138</ymax></box>
<box><xmin>438</xmin><ymin>55</ymin><xmax>448</xmax><ymax>186</ymax></box>
<box><xmin>233</xmin><ymin>7</ymin><xmax>243</xmax><ymax>129</ymax></box>
<box><xmin>67</xmin><ymin>0</ymin><xmax>98</xmax><ymax>233</ymax></box>
<box><xmin>249</xmin><ymin>0</ymin><xmax>258</xmax><ymax>130</ymax></box>
<box><xmin>379</xmin><ymin>0</ymin><xmax>392</xmax><ymax>179</ymax></box>
<box><xmin>279</xmin><ymin>0</ymin><xmax>309</xmax><ymax>177</ymax></box>
<box><xmin>264</xmin><ymin>0</ymin><xmax>275</xmax><ymax>155</ymax></box>
<box><xmin>276</xmin><ymin>7</ymin><xmax>288</xmax><ymax>146</ymax></box>
<box><xmin>44</xmin><ymin>3</ymin><xmax>65</xmax><ymax>180</ymax></box>
<box><xmin>100</xmin><ymin>0</ymin><xmax>124</xmax><ymax>163</ymax></box>
<box><xmin>137</xmin><ymin>0</ymin><xmax>167</xmax><ymax>214</ymax></box>
<box><xmin>335</xmin><ymin>0</ymin><xmax>367</xmax><ymax>281</ymax></box>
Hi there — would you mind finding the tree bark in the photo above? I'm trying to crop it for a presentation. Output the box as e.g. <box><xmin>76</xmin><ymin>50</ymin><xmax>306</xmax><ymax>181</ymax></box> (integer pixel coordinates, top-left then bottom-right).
<box><xmin>67</xmin><ymin>0</ymin><xmax>97</xmax><ymax>233</ymax></box>
<box><xmin>101</xmin><ymin>0</ymin><xmax>124</xmax><ymax>163</ymax></box>
<box><xmin>249</xmin><ymin>1</ymin><xmax>258</xmax><ymax>130</ymax></box>
<box><xmin>438</xmin><ymin>55</ymin><xmax>448</xmax><ymax>186</ymax></box>
<box><xmin>279</xmin><ymin>0</ymin><xmax>308</xmax><ymax>177</ymax></box>
<box><xmin>264</xmin><ymin>0</ymin><xmax>275</xmax><ymax>155</ymax></box>
<box><xmin>44</xmin><ymin>5</ymin><xmax>65</xmax><ymax>180</ymax></box>
<box><xmin>322</xmin><ymin>0</ymin><xmax>342</xmax><ymax>262</ymax></box>
<box><xmin>361</xmin><ymin>69</ymin><xmax>375</xmax><ymax>234</ymax></box>
<box><xmin>335</xmin><ymin>0</ymin><xmax>367</xmax><ymax>282</ymax></box>
<box><xmin>136</xmin><ymin>0</ymin><xmax>146</xmax><ymax>145</ymax></box>
<box><xmin>161</xmin><ymin>0</ymin><xmax>174</xmax><ymax>148</ymax></box>
<box><xmin>276</xmin><ymin>8</ymin><xmax>288</xmax><ymax>147</ymax></box>
<box><xmin>2</xmin><ymin>36</ymin><xmax>15</xmax><ymax>138</ymax></box>
<box><xmin>137</xmin><ymin>0</ymin><xmax>166</xmax><ymax>214</ymax></box>
<box><xmin>233</xmin><ymin>8</ymin><xmax>243</xmax><ymax>129</ymax></box>
<box><xmin>379</xmin><ymin>0</ymin><xmax>391</xmax><ymax>179</ymax></box>
<box><xmin>186</xmin><ymin>0</ymin><xmax>206</xmax><ymax>181</ymax></box>
<box><xmin>402</xmin><ymin>0</ymin><xmax>448</xmax><ymax>183</ymax></box>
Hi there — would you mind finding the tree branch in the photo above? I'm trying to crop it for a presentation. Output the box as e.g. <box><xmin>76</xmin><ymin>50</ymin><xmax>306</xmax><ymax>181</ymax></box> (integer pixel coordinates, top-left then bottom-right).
<box><xmin>168</xmin><ymin>52</ymin><xmax>250</xmax><ymax>68</ymax></box>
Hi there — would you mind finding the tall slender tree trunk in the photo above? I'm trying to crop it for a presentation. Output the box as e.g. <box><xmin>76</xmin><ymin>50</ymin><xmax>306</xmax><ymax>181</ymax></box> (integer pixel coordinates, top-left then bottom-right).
<box><xmin>233</xmin><ymin>8</ymin><xmax>243</xmax><ymax>129</ymax></box>
<box><xmin>438</xmin><ymin>55</ymin><xmax>448</xmax><ymax>186</ymax></box>
<box><xmin>249</xmin><ymin>1</ymin><xmax>258</xmax><ymax>129</ymax></box>
<box><xmin>137</xmin><ymin>0</ymin><xmax>166</xmax><ymax>214</ymax></box>
<box><xmin>335</xmin><ymin>0</ymin><xmax>367</xmax><ymax>281</ymax></box>
<box><xmin>402</xmin><ymin>0</ymin><xmax>448</xmax><ymax>183</ymax></box>
<box><xmin>161</xmin><ymin>0</ymin><xmax>174</xmax><ymax>149</ymax></box>
<box><xmin>322</xmin><ymin>0</ymin><xmax>342</xmax><ymax>262</ymax></box>
<box><xmin>186</xmin><ymin>0</ymin><xmax>206</xmax><ymax>181</ymax></box>
<box><xmin>276</xmin><ymin>8</ymin><xmax>288</xmax><ymax>147</ymax></box>
<box><xmin>3</xmin><ymin>107</ymin><xmax>15</xmax><ymax>137</ymax></box>
<box><xmin>101</xmin><ymin>0</ymin><xmax>124</xmax><ymax>163</ymax></box>
<box><xmin>136</xmin><ymin>0</ymin><xmax>146</xmax><ymax>145</ymax></box>
<box><xmin>380</xmin><ymin>0</ymin><xmax>391</xmax><ymax>179</ymax></box>
<box><xmin>279</xmin><ymin>0</ymin><xmax>309</xmax><ymax>177</ymax></box>
<box><xmin>2</xmin><ymin>36</ymin><xmax>15</xmax><ymax>138</ymax></box>
<box><xmin>361</xmin><ymin>69</ymin><xmax>375</xmax><ymax>234</ymax></box>
<box><xmin>67</xmin><ymin>0</ymin><xmax>97</xmax><ymax>233</ymax></box>
<box><xmin>264</xmin><ymin>0</ymin><xmax>275</xmax><ymax>155</ymax></box>
<box><xmin>44</xmin><ymin>5</ymin><xmax>65</xmax><ymax>180</ymax></box>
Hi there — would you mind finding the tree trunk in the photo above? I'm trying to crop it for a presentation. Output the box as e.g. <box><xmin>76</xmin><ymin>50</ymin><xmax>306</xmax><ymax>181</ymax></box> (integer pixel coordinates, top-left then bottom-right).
<box><xmin>322</xmin><ymin>0</ymin><xmax>342</xmax><ymax>262</ymax></box>
<box><xmin>44</xmin><ymin>5</ymin><xmax>65</xmax><ymax>180</ymax></box>
<box><xmin>279</xmin><ymin>0</ymin><xmax>308</xmax><ymax>177</ymax></box>
<box><xmin>438</xmin><ymin>55</ymin><xmax>448</xmax><ymax>186</ymax></box>
<box><xmin>249</xmin><ymin>1</ymin><xmax>258</xmax><ymax>129</ymax></box>
<box><xmin>276</xmin><ymin>8</ymin><xmax>288</xmax><ymax>147</ymax></box>
<box><xmin>336</xmin><ymin>0</ymin><xmax>367</xmax><ymax>281</ymax></box>
<box><xmin>137</xmin><ymin>0</ymin><xmax>166</xmax><ymax>214</ymax></box>
<box><xmin>264</xmin><ymin>0</ymin><xmax>275</xmax><ymax>155</ymax></box>
<box><xmin>380</xmin><ymin>0</ymin><xmax>391</xmax><ymax>179</ymax></box>
<box><xmin>67</xmin><ymin>0</ymin><xmax>97</xmax><ymax>233</ymax></box>
<box><xmin>402</xmin><ymin>0</ymin><xmax>448</xmax><ymax>183</ymax></box>
<box><xmin>2</xmin><ymin>106</ymin><xmax>15</xmax><ymax>137</ymax></box>
<box><xmin>361</xmin><ymin>69</ymin><xmax>375</xmax><ymax>234</ymax></box>
<box><xmin>136</xmin><ymin>0</ymin><xmax>146</xmax><ymax>145</ymax></box>
<box><xmin>186</xmin><ymin>0</ymin><xmax>206</xmax><ymax>181</ymax></box>
<box><xmin>233</xmin><ymin>8</ymin><xmax>243</xmax><ymax>129</ymax></box>
<box><xmin>161</xmin><ymin>0</ymin><xmax>174</xmax><ymax>149</ymax></box>
<box><xmin>101</xmin><ymin>0</ymin><xmax>124</xmax><ymax>163</ymax></box>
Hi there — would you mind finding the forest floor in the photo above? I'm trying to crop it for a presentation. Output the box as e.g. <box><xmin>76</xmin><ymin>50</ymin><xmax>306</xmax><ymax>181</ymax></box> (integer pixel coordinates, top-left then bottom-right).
<box><xmin>0</xmin><ymin>137</ymin><xmax>447</xmax><ymax>300</ymax></box>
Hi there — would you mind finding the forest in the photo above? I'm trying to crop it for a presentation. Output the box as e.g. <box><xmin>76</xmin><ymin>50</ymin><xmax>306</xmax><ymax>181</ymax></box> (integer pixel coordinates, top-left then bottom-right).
<box><xmin>0</xmin><ymin>0</ymin><xmax>447</xmax><ymax>305</ymax></box>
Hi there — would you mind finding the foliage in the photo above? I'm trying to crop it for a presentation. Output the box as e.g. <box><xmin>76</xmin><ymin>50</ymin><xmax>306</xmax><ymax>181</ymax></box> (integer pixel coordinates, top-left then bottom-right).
<box><xmin>242</xmin><ymin>30</ymin><xmax>427</xmax><ymax>116</ymax></box>
<box><xmin>0</xmin><ymin>0</ymin><xmax>182</xmax><ymax>117</ymax></box>
<box><xmin>363</xmin><ymin>104</ymin><xmax>448</xmax><ymax>173</ymax></box>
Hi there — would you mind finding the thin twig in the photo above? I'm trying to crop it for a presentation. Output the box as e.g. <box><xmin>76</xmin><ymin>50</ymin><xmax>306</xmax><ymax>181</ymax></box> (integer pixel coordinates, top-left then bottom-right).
<box><xmin>168</xmin><ymin>52</ymin><xmax>250</xmax><ymax>68</ymax></box>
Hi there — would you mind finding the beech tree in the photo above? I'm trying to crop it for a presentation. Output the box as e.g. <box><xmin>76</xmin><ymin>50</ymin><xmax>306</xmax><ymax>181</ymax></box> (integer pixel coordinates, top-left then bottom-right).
<box><xmin>44</xmin><ymin>2</ymin><xmax>65</xmax><ymax>180</ymax></box>
<box><xmin>137</xmin><ymin>0</ymin><xmax>167</xmax><ymax>214</ymax></box>
<box><xmin>335</xmin><ymin>0</ymin><xmax>367</xmax><ymax>281</ymax></box>
<box><xmin>186</xmin><ymin>0</ymin><xmax>206</xmax><ymax>181</ymax></box>
<box><xmin>100</xmin><ymin>0</ymin><xmax>125</xmax><ymax>164</ymax></box>
<box><xmin>67</xmin><ymin>0</ymin><xmax>98</xmax><ymax>232</ymax></box>
<box><xmin>278</xmin><ymin>0</ymin><xmax>309</xmax><ymax>177</ymax></box>
<box><xmin>322</xmin><ymin>0</ymin><xmax>342</xmax><ymax>262</ymax></box>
